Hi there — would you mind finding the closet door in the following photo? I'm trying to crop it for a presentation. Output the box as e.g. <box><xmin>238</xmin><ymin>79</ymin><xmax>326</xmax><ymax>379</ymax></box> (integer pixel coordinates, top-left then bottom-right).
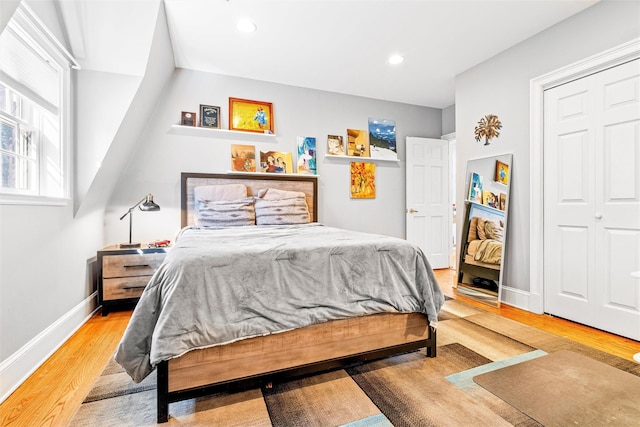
<box><xmin>543</xmin><ymin>59</ymin><xmax>640</xmax><ymax>340</ymax></box>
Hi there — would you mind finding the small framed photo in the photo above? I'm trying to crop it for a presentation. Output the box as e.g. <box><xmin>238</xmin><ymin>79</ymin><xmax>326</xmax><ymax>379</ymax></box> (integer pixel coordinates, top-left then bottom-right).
<box><xmin>229</xmin><ymin>97</ymin><xmax>274</xmax><ymax>134</ymax></box>
<box><xmin>495</xmin><ymin>160</ymin><xmax>509</xmax><ymax>185</ymax></box>
<box><xmin>199</xmin><ymin>105</ymin><xmax>221</xmax><ymax>128</ymax></box>
<box><xmin>327</xmin><ymin>135</ymin><xmax>344</xmax><ymax>155</ymax></box>
<box><xmin>181</xmin><ymin>111</ymin><xmax>196</xmax><ymax>126</ymax></box>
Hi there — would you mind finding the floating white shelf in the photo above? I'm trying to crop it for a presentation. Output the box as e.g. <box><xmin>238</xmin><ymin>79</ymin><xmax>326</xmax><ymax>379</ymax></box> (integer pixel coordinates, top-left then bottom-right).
<box><xmin>169</xmin><ymin>124</ymin><xmax>277</xmax><ymax>140</ymax></box>
<box><xmin>465</xmin><ymin>199</ymin><xmax>504</xmax><ymax>214</ymax></box>
<box><xmin>225</xmin><ymin>171</ymin><xmax>319</xmax><ymax>178</ymax></box>
<box><xmin>324</xmin><ymin>154</ymin><xmax>400</xmax><ymax>163</ymax></box>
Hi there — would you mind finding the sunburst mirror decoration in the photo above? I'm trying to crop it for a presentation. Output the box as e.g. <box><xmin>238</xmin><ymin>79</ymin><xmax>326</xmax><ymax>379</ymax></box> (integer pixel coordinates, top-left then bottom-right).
<box><xmin>474</xmin><ymin>114</ymin><xmax>502</xmax><ymax>145</ymax></box>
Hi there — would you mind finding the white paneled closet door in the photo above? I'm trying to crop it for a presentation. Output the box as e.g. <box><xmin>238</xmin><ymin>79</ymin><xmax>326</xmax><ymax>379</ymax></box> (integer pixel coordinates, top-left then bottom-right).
<box><xmin>543</xmin><ymin>59</ymin><xmax>640</xmax><ymax>340</ymax></box>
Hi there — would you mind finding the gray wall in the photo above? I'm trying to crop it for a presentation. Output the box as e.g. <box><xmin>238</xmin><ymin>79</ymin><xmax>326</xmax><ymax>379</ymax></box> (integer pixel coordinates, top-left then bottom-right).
<box><xmin>104</xmin><ymin>70</ymin><xmax>442</xmax><ymax>245</ymax></box>
<box><xmin>455</xmin><ymin>0</ymin><xmax>640</xmax><ymax>301</ymax></box>
<box><xmin>442</xmin><ymin>104</ymin><xmax>456</xmax><ymax>136</ymax></box>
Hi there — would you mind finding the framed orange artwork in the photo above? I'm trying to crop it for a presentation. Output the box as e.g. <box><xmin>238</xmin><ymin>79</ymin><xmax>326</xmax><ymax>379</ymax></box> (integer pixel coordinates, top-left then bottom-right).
<box><xmin>229</xmin><ymin>98</ymin><xmax>274</xmax><ymax>134</ymax></box>
<box><xmin>350</xmin><ymin>162</ymin><xmax>376</xmax><ymax>199</ymax></box>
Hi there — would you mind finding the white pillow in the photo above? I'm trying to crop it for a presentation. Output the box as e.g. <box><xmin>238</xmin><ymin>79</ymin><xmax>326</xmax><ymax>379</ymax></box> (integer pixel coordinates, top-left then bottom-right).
<box><xmin>254</xmin><ymin>197</ymin><xmax>310</xmax><ymax>225</ymax></box>
<box><xmin>257</xmin><ymin>187</ymin><xmax>306</xmax><ymax>200</ymax></box>
<box><xmin>194</xmin><ymin>184</ymin><xmax>247</xmax><ymax>202</ymax></box>
<box><xmin>195</xmin><ymin>197</ymin><xmax>255</xmax><ymax>227</ymax></box>
<box><xmin>484</xmin><ymin>220</ymin><xmax>504</xmax><ymax>241</ymax></box>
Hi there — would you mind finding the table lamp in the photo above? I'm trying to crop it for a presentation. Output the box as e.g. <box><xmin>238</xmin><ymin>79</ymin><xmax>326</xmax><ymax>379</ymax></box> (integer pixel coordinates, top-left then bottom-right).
<box><xmin>119</xmin><ymin>194</ymin><xmax>160</xmax><ymax>248</ymax></box>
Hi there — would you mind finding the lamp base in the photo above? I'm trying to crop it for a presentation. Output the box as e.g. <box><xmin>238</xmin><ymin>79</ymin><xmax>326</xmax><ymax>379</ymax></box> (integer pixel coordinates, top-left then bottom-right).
<box><xmin>119</xmin><ymin>242</ymin><xmax>142</xmax><ymax>249</ymax></box>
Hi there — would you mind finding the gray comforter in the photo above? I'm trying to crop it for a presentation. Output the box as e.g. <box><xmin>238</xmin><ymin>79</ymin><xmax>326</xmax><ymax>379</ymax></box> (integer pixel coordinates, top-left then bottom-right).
<box><xmin>115</xmin><ymin>223</ymin><xmax>444</xmax><ymax>383</ymax></box>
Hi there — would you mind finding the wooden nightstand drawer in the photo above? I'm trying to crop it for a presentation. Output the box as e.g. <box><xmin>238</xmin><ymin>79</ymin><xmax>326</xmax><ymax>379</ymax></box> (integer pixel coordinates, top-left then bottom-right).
<box><xmin>103</xmin><ymin>253</ymin><xmax>166</xmax><ymax>278</ymax></box>
<box><xmin>103</xmin><ymin>276</ymin><xmax>150</xmax><ymax>300</ymax></box>
<box><xmin>98</xmin><ymin>245</ymin><xmax>169</xmax><ymax>315</ymax></box>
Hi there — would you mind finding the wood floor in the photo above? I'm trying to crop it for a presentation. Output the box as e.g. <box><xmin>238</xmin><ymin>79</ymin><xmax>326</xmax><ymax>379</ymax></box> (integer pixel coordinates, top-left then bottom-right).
<box><xmin>1</xmin><ymin>268</ymin><xmax>639</xmax><ymax>427</ymax></box>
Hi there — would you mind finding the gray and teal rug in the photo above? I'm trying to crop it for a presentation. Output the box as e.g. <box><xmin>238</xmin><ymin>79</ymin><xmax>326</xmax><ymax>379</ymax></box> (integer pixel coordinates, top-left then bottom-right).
<box><xmin>70</xmin><ymin>300</ymin><xmax>640</xmax><ymax>426</ymax></box>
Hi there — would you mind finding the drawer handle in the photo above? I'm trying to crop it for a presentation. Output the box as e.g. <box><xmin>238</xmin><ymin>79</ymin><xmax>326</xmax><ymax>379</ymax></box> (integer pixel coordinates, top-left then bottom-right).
<box><xmin>123</xmin><ymin>264</ymin><xmax>151</xmax><ymax>268</ymax></box>
<box><xmin>123</xmin><ymin>285</ymin><xmax>147</xmax><ymax>290</ymax></box>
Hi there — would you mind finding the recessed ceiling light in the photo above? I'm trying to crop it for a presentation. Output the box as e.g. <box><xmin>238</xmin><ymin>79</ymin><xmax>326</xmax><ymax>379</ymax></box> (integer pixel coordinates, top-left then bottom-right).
<box><xmin>388</xmin><ymin>55</ymin><xmax>405</xmax><ymax>65</ymax></box>
<box><xmin>237</xmin><ymin>18</ymin><xmax>257</xmax><ymax>33</ymax></box>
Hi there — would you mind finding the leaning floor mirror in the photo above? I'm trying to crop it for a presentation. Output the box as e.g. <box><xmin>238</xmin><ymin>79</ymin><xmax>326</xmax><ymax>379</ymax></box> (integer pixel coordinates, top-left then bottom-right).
<box><xmin>457</xmin><ymin>154</ymin><xmax>512</xmax><ymax>307</ymax></box>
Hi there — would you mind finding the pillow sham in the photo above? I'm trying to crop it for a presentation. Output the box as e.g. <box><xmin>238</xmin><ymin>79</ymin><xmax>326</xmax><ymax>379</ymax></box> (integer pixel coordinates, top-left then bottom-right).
<box><xmin>195</xmin><ymin>197</ymin><xmax>255</xmax><ymax>227</ymax></box>
<box><xmin>484</xmin><ymin>220</ymin><xmax>504</xmax><ymax>241</ymax></box>
<box><xmin>468</xmin><ymin>217</ymin><xmax>479</xmax><ymax>242</ymax></box>
<box><xmin>194</xmin><ymin>184</ymin><xmax>247</xmax><ymax>202</ymax></box>
<box><xmin>476</xmin><ymin>218</ymin><xmax>487</xmax><ymax>240</ymax></box>
<box><xmin>254</xmin><ymin>197</ymin><xmax>310</xmax><ymax>225</ymax></box>
<box><xmin>257</xmin><ymin>187</ymin><xmax>306</xmax><ymax>200</ymax></box>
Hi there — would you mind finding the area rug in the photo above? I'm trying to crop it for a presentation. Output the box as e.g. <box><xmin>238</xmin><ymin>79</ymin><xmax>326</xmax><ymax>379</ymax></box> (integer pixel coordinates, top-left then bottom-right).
<box><xmin>69</xmin><ymin>300</ymin><xmax>640</xmax><ymax>426</ymax></box>
<box><xmin>473</xmin><ymin>349</ymin><xmax>640</xmax><ymax>427</ymax></box>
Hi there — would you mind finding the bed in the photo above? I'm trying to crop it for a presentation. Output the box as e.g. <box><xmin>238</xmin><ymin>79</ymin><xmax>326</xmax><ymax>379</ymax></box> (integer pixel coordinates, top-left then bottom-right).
<box><xmin>115</xmin><ymin>172</ymin><xmax>444</xmax><ymax>423</ymax></box>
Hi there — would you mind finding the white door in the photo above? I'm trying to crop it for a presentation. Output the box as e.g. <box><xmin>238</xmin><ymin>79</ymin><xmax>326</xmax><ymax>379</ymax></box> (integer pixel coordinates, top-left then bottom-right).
<box><xmin>406</xmin><ymin>137</ymin><xmax>450</xmax><ymax>269</ymax></box>
<box><xmin>543</xmin><ymin>59</ymin><xmax>640</xmax><ymax>340</ymax></box>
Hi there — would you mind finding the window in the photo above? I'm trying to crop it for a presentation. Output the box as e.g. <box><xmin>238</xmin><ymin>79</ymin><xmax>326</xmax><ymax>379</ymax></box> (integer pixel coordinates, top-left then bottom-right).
<box><xmin>1</xmin><ymin>84</ymin><xmax>39</xmax><ymax>194</ymax></box>
<box><xmin>0</xmin><ymin>3</ymin><xmax>78</xmax><ymax>205</ymax></box>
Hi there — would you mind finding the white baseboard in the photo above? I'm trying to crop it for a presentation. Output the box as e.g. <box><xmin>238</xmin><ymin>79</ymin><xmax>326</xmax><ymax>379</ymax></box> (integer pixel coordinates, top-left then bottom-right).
<box><xmin>0</xmin><ymin>292</ymin><xmax>99</xmax><ymax>404</ymax></box>
<box><xmin>501</xmin><ymin>285</ymin><xmax>536</xmax><ymax>312</ymax></box>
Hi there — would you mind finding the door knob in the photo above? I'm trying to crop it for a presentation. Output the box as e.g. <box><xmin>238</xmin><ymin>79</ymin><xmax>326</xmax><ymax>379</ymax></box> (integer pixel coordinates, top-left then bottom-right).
<box><xmin>408</xmin><ymin>208</ymin><xmax>419</xmax><ymax>214</ymax></box>
<box><xmin>595</xmin><ymin>212</ymin><xmax>603</xmax><ymax>219</ymax></box>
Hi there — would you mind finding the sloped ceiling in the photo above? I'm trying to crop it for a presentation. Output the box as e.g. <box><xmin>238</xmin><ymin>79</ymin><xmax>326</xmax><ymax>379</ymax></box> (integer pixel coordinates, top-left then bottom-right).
<box><xmin>49</xmin><ymin>0</ymin><xmax>600</xmax><ymax>107</ymax></box>
<box><xmin>56</xmin><ymin>0</ymin><xmax>159</xmax><ymax>76</ymax></box>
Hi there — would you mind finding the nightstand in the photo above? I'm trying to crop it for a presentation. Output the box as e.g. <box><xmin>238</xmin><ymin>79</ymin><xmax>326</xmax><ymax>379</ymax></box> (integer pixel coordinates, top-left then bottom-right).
<box><xmin>97</xmin><ymin>245</ymin><xmax>169</xmax><ymax>316</ymax></box>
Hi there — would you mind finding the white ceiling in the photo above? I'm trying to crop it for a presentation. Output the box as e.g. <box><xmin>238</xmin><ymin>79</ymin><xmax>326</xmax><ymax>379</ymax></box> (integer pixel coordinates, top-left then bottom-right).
<box><xmin>54</xmin><ymin>0</ymin><xmax>600</xmax><ymax>108</ymax></box>
<box><xmin>163</xmin><ymin>0</ymin><xmax>600</xmax><ymax>108</ymax></box>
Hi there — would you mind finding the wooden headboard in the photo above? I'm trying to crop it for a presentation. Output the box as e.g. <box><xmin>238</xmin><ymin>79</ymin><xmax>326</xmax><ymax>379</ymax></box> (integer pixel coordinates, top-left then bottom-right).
<box><xmin>181</xmin><ymin>172</ymin><xmax>318</xmax><ymax>227</ymax></box>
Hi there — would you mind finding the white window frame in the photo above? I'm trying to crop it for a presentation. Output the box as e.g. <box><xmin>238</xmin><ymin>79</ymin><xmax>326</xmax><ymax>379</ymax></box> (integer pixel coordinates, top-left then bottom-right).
<box><xmin>0</xmin><ymin>3</ymin><xmax>78</xmax><ymax>206</ymax></box>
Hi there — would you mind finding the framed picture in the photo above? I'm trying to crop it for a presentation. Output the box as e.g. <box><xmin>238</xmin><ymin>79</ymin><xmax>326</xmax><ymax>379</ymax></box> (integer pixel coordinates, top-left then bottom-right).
<box><xmin>231</xmin><ymin>144</ymin><xmax>256</xmax><ymax>172</ymax></box>
<box><xmin>482</xmin><ymin>190</ymin><xmax>498</xmax><ymax>208</ymax></box>
<box><xmin>181</xmin><ymin>111</ymin><xmax>196</xmax><ymax>126</ymax></box>
<box><xmin>350</xmin><ymin>162</ymin><xmax>376</xmax><ymax>199</ymax></box>
<box><xmin>368</xmin><ymin>118</ymin><xmax>397</xmax><ymax>160</ymax></box>
<box><xmin>199</xmin><ymin>105</ymin><xmax>221</xmax><ymax>128</ymax></box>
<box><xmin>468</xmin><ymin>172</ymin><xmax>483</xmax><ymax>203</ymax></box>
<box><xmin>495</xmin><ymin>160</ymin><xmax>509</xmax><ymax>185</ymax></box>
<box><xmin>327</xmin><ymin>135</ymin><xmax>344</xmax><ymax>155</ymax></box>
<box><xmin>260</xmin><ymin>151</ymin><xmax>292</xmax><ymax>173</ymax></box>
<box><xmin>297</xmin><ymin>136</ymin><xmax>316</xmax><ymax>175</ymax></box>
<box><xmin>229</xmin><ymin>98</ymin><xmax>274</xmax><ymax>134</ymax></box>
<box><xmin>347</xmin><ymin>129</ymin><xmax>369</xmax><ymax>157</ymax></box>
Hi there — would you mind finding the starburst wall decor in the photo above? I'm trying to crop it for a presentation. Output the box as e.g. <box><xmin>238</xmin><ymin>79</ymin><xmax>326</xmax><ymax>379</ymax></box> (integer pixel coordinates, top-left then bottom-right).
<box><xmin>474</xmin><ymin>114</ymin><xmax>502</xmax><ymax>145</ymax></box>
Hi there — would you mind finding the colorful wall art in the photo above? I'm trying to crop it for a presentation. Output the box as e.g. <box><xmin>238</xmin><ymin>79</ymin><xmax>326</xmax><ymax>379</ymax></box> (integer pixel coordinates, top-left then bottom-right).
<box><xmin>327</xmin><ymin>135</ymin><xmax>344</xmax><ymax>155</ymax></box>
<box><xmin>495</xmin><ymin>160</ymin><xmax>509</xmax><ymax>185</ymax></box>
<box><xmin>297</xmin><ymin>136</ymin><xmax>317</xmax><ymax>175</ymax></box>
<box><xmin>468</xmin><ymin>172</ymin><xmax>483</xmax><ymax>203</ymax></box>
<box><xmin>350</xmin><ymin>162</ymin><xmax>376</xmax><ymax>199</ymax></box>
<box><xmin>229</xmin><ymin>98</ymin><xmax>274</xmax><ymax>134</ymax></box>
<box><xmin>231</xmin><ymin>144</ymin><xmax>256</xmax><ymax>172</ymax></box>
<box><xmin>368</xmin><ymin>118</ymin><xmax>397</xmax><ymax>160</ymax></box>
<box><xmin>260</xmin><ymin>150</ymin><xmax>292</xmax><ymax>173</ymax></box>
<box><xmin>347</xmin><ymin>129</ymin><xmax>370</xmax><ymax>157</ymax></box>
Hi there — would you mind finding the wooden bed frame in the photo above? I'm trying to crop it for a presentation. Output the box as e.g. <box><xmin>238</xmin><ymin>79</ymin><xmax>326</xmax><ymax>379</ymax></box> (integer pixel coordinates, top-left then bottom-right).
<box><xmin>155</xmin><ymin>172</ymin><xmax>437</xmax><ymax>423</ymax></box>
